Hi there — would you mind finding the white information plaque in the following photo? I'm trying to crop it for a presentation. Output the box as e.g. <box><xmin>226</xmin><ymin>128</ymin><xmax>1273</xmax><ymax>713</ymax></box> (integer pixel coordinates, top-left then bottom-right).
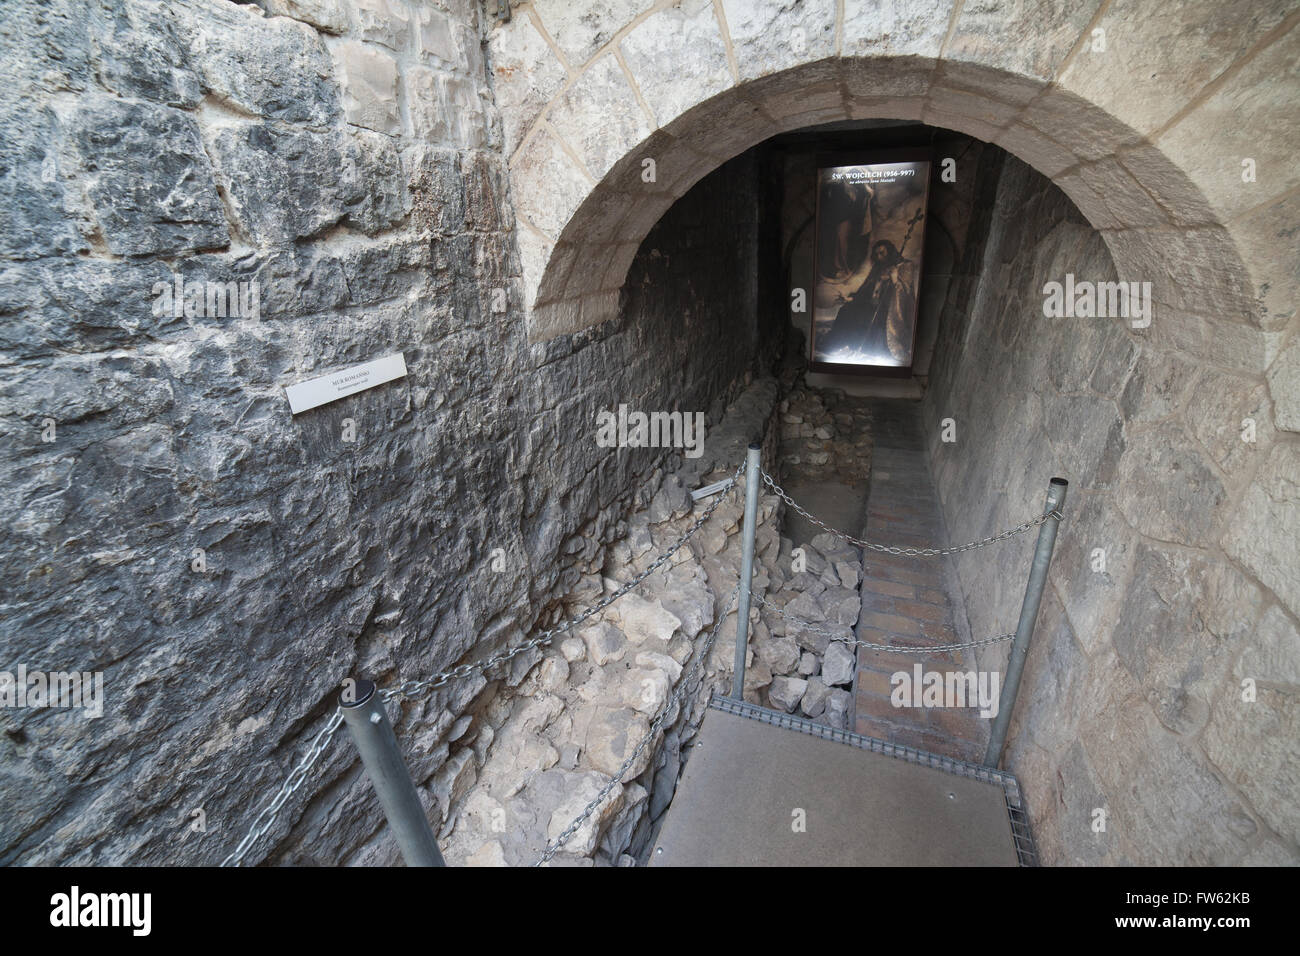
<box><xmin>284</xmin><ymin>353</ymin><xmax>408</xmax><ymax>414</ymax></box>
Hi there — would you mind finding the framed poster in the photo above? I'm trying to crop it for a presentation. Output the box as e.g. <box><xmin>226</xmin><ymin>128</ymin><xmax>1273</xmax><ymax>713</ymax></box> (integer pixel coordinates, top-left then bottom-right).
<box><xmin>809</xmin><ymin>149</ymin><xmax>931</xmax><ymax>372</ymax></box>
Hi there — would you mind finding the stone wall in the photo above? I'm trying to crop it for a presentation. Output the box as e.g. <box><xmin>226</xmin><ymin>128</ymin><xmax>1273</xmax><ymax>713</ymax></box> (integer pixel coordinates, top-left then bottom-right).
<box><xmin>520</xmin><ymin>146</ymin><xmax>770</xmax><ymax>609</ymax></box>
<box><xmin>923</xmin><ymin>151</ymin><xmax>1299</xmax><ymax>865</ymax></box>
<box><xmin>0</xmin><ymin>0</ymin><xmax>772</xmax><ymax>865</ymax></box>
<box><xmin>496</xmin><ymin>0</ymin><xmax>1298</xmax><ymax>409</ymax></box>
<box><xmin>440</xmin><ymin>378</ymin><xmax>783</xmax><ymax>866</ymax></box>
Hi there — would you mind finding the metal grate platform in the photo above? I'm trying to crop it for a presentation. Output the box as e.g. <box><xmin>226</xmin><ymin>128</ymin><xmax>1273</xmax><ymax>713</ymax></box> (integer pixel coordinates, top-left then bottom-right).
<box><xmin>649</xmin><ymin>696</ymin><xmax>1037</xmax><ymax>867</ymax></box>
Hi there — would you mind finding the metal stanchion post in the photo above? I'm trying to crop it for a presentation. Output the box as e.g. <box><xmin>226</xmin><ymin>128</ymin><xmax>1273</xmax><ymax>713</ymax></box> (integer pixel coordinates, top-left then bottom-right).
<box><xmin>983</xmin><ymin>478</ymin><xmax>1068</xmax><ymax>768</ymax></box>
<box><xmin>340</xmin><ymin>679</ymin><xmax>445</xmax><ymax>866</ymax></box>
<box><xmin>731</xmin><ymin>443</ymin><xmax>762</xmax><ymax>700</ymax></box>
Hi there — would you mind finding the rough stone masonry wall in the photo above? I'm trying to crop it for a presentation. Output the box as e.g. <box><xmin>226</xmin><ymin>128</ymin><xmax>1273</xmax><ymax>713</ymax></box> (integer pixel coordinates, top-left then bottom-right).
<box><xmin>0</xmin><ymin>0</ymin><xmax>768</xmax><ymax>865</ymax></box>
<box><xmin>439</xmin><ymin>379</ymin><xmax>782</xmax><ymax>866</ymax></box>
<box><xmin>924</xmin><ymin>151</ymin><xmax>1299</xmax><ymax>865</ymax></box>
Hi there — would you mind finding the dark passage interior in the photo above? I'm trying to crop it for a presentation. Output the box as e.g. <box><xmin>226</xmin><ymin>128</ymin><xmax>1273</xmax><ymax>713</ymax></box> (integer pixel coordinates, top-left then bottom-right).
<box><xmin>624</xmin><ymin>120</ymin><xmax>1042</xmax><ymax>763</ymax></box>
<box><xmin>553</xmin><ymin>114</ymin><xmax>1279</xmax><ymax>867</ymax></box>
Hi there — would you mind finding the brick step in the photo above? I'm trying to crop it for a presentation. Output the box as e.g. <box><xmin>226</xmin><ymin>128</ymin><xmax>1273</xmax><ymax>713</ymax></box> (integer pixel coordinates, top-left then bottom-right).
<box><xmin>850</xmin><ymin>398</ymin><xmax>982</xmax><ymax>764</ymax></box>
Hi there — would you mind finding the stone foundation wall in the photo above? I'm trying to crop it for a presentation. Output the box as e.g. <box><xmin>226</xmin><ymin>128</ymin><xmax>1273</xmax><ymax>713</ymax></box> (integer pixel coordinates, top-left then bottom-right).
<box><xmin>0</xmin><ymin>0</ymin><xmax>771</xmax><ymax>865</ymax></box>
<box><xmin>439</xmin><ymin>378</ymin><xmax>783</xmax><ymax>866</ymax></box>
<box><xmin>923</xmin><ymin>152</ymin><xmax>1299</xmax><ymax>865</ymax></box>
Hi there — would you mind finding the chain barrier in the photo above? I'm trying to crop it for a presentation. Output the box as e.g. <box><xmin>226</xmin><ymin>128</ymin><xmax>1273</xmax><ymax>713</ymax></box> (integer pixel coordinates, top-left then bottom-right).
<box><xmin>749</xmin><ymin>591</ymin><xmax>1015</xmax><ymax>654</ymax></box>
<box><xmin>760</xmin><ymin>468</ymin><xmax>1061</xmax><ymax>557</ymax></box>
<box><xmin>223</xmin><ymin>459</ymin><xmax>1045</xmax><ymax>867</ymax></box>
<box><xmin>221</xmin><ymin>462</ymin><xmax>745</xmax><ymax>867</ymax></box>
<box><xmin>220</xmin><ymin>709</ymin><xmax>345</xmax><ymax>867</ymax></box>
<box><xmin>382</xmin><ymin>461</ymin><xmax>746</xmax><ymax>705</ymax></box>
<box><xmin>536</xmin><ymin>585</ymin><xmax>741</xmax><ymax>866</ymax></box>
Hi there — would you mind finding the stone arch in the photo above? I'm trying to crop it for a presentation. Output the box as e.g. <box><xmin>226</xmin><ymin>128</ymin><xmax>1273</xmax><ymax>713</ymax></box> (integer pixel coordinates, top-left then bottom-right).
<box><xmin>490</xmin><ymin>1</ymin><xmax>1292</xmax><ymax>395</ymax></box>
<box><xmin>487</xmin><ymin>2</ymin><xmax>1300</xmax><ymax>865</ymax></box>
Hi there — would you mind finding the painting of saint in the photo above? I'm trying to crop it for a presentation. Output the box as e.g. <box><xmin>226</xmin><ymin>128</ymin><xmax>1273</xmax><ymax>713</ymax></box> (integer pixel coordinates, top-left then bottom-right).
<box><xmin>810</xmin><ymin>155</ymin><xmax>930</xmax><ymax>369</ymax></box>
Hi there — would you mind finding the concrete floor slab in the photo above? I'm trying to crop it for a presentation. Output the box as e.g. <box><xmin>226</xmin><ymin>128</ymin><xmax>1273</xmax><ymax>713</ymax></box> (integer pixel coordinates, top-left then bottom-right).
<box><xmin>650</xmin><ymin>703</ymin><xmax>1021</xmax><ymax>867</ymax></box>
<box><xmin>781</xmin><ymin>478</ymin><xmax>869</xmax><ymax>548</ymax></box>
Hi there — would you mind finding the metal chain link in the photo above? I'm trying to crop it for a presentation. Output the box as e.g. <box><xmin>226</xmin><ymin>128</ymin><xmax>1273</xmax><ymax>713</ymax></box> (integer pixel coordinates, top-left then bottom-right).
<box><xmin>760</xmin><ymin>468</ymin><xmax>1061</xmax><ymax>556</ymax></box>
<box><xmin>750</xmin><ymin>591</ymin><xmax>1014</xmax><ymax>654</ymax></box>
<box><xmin>848</xmin><ymin>631</ymin><xmax>1014</xmax><ymax>653</ymax></box>
<box><xmin>382</xmin><ymin>462</ymin><xmax>745</xmax><ymax>705</ymax></box>
<box><xmin>223</xmin><ymin>454</ymin><xmax>1038</xmax><ymax>868</ymax></box>
<box><xmin>535</xmin><ymin>585</ymin><xmax>741</xmax><ymax>866</ymax></box>
<box><xmin>221</xmin><ymin>463</ymin><xmax>744</xmax><ymax>867</ymax></box>
<box><xmin>220</xmin><ymin>708</ymin><xmax>345</xmax><ymax>867</ymax></box>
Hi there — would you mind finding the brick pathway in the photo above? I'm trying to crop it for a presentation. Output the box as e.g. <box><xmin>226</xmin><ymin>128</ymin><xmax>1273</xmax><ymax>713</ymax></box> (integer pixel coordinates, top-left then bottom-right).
<box><xmin>851</xmin><ymin>401</ymin><xmax>988</xmax><ymax>763</ymax></box>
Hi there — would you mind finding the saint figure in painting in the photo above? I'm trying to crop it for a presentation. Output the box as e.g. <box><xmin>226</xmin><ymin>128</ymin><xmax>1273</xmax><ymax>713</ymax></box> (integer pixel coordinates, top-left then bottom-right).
<box><xmin>821</xmin><ymin>239</ymin><xmax>916</xmax><ymax>362</ymax></box>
